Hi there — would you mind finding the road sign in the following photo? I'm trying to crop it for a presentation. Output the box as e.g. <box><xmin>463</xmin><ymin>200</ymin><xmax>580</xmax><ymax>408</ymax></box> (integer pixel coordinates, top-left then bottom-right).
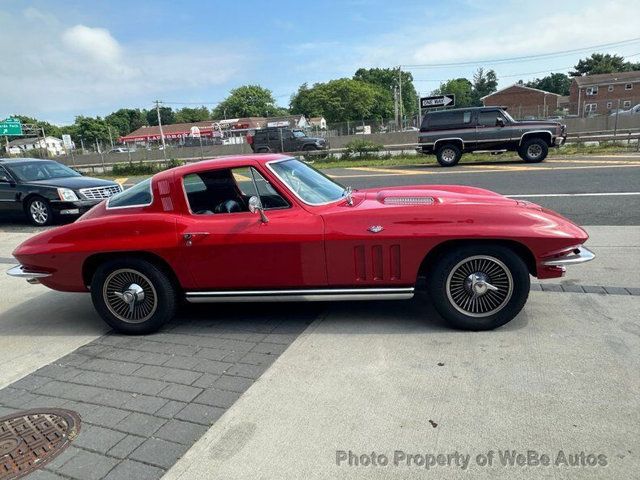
<box><xmin>0</xmin><ymin>118</ymin><xmax>23</xmax><ymax>136</ymax></box>
<box><xmin>420</xmin><ymin>95</ymin><xmax>455</xmax><ymax>109</ymax></box>
<box><xmin>62</xmin><ymin>134</ymin><xmax>73</xmax><ymax>149</ymax></box>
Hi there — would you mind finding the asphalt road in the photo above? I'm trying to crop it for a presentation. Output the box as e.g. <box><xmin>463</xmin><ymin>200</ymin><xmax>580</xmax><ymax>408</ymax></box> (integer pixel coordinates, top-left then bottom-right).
<box><xmin>1</xmin><ymin>154</ymin><xmax>638</xmax><ymax>233</ymax></box>
<box><xmin>324</xmin><ymin>155</ymin><xmax>640</xmax><ymax>225</ymax></box>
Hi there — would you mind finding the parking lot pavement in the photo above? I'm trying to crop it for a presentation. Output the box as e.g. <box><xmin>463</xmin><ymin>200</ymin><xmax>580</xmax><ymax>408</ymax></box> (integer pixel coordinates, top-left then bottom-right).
<box><xmin>165</xmin><ymin>293</ymin><xmax>640</xmax><ymax>480</ymax></box>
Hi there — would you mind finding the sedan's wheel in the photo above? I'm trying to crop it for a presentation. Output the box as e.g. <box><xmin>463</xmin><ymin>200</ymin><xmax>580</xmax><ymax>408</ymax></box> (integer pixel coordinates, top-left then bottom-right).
<box><xmin>27</xmin><ymin>197</ymin><xmax>53</xmax><ymax>226</ymax></box>
<box><xmin>427</xmin><ymin>245</ymin><xmax>530</xmax><ymax>330</ymax></box>
<box><xmin>435</xmin><ymin>143</ymin><xmax>462</xmax><ymax>167</ymax></box>
<box><xmin>519</xmin><ymin>138</ymin><xmax>548</xmax><ymax>163</ymax></box>
<box><xmin>91</xmin><ymin>258</ymin><xmax>177</xmax><ymax>334</ymax></box>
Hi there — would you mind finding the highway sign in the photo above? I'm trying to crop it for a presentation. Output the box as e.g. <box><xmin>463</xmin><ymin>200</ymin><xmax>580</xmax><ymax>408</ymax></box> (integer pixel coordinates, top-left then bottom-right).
<box><xmin>420</xmin><ymin>95</ymin><xmax>455</xmax><ymax>109</ymax></box>
<box><xmin>0</xmin><ymin>118</ymin><xmax>23</xmax><ymax>136</ymax></box>
<box><xmin>62</xmin><ymin>134</ymin><xmax>73</xmax><ymax>149</ymax></box>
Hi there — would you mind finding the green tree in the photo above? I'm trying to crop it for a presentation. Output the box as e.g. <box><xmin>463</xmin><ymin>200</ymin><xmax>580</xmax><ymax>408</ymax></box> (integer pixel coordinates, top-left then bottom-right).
<box><xmin>74</xmin><ymin>116</ymin><xmax>111</xmax><ymax>146</ymax></box>
<box><xmin>526</xmin><ymin>73</ymin><xmax>571</xmax><ymax>95</ymax></box>
<box><xmin>353</xmin><ymin>67</ymin><xmax>418</xmax><ymax>117</ymax></box>
<box><xmin>290</xmin><ymin>78</ymin><xmax>393</xmax><ymax>123</ymax></box>
<box><xmin>570</xmin><ymin>53</ymin><xmax>640</xmax><ymax>76</ymax></box>
<box><xmin>105</xmin><ymin>108</ymin><xmax>146</xmax><ymax>136</ymax></box>
<box><xmin>212</xmin><ymin>85</ymin><xmax>281</xmax><ymax>118</ymax></box>
<box><xmin>471</xmin><ymin>68</ymin><xmax>498</xmax><ymax>105</ymax></box>
<box><xmin>431</xmin><ymin>78</ymin><xmax>474</xmax><ymax>108</ymax></box>
<box><xmin>174</xmin><ymin>106</ymin><xmax>211</xmax><ymax>123</ymax></box>
<box><xmin>146</xmin><ymin>106</ymin><xmax>175</xmax><ymax>126</ymax></box>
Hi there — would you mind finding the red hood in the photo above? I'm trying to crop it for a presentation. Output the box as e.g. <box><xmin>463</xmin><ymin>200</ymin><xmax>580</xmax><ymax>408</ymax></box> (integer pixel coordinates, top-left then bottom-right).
<box><xmin>356</xmin><ymin>184</ymin><xmax>517</xmax><ymax>208</ymax></box>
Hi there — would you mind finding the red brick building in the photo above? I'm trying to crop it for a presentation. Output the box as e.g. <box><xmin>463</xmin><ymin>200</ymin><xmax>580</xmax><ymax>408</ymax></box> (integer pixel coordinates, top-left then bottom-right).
<box><xmin>481</xmin><ymin>84</ymin><xmax>562</xmax><ymax>119</ymax></box>
<box><xmin>569</xmin><ymin>71</ymin><xmax>640</xmax><ymax>116</ymax></box>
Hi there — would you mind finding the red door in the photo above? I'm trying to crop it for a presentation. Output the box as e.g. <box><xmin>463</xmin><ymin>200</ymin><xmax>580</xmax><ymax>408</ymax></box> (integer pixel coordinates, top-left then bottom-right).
<box><xmin>177</xmin><ymin>165</ymin><xmax>326</xmax><ymax>290</ymax></box>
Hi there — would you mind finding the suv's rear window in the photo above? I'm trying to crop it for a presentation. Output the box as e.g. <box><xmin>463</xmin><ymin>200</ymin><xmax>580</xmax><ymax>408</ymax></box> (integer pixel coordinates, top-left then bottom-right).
<box><xmin>423</xmin><ymin>111</ymin><xmax>472</xmax><ymax>130</ymax></box>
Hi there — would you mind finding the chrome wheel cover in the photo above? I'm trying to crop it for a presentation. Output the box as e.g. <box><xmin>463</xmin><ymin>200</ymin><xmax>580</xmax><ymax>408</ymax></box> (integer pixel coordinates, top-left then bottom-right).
<box><xmin>30</xmin><ymin>200</ymin><xmax>48</xmax><ymax>224</ymax></box>
<box><xmin>103</xmin><ymin>269</ymin><xmax>158</xmax><ymax>323</ymax></box>
<box><xmin>441</xmin><ymin>148</ymin><xmax>456</xmax><ymax>163</ymax></box>
<box><xmin>527</xmin><ymin>143</ymin><xmax>543</xmax><ymax>159</ymax></box>
<box><xmin>446</xmin><ymin>255</ymin><xmax>513</xmax><ymax>317</ymax></box>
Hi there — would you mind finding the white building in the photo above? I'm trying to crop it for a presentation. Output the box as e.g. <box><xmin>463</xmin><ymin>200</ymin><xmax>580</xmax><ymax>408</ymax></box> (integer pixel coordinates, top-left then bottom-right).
<box><xmin>6</xmin><ymin>136</ymin><xmax>66</xmax><ymax>157</ymax></box>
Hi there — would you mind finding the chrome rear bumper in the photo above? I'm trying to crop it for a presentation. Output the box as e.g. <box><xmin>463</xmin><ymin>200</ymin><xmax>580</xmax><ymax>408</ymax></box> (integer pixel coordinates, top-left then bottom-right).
<box><xmin>7</xmin><ymin>265</ymin><xmax>52</xmax><ymax>284</ymax></box>
<box><xmin>541</xmin><ymin>246</ymin><xmax>595</xmax><ymax>266</ymax></box>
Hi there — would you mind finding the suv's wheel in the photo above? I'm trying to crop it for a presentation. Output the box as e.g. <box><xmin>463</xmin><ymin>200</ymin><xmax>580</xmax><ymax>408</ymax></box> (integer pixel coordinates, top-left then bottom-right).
<box><xmin>257</xmin><ymin>147</ymin><xmax>270</xmax><ymax>153</ymax></box>
<box><xmin>302</xmin><ymin>144</ymin><xmax>318</xmax><ymax>151</ymax></box>
<box><xmin>26</xmin><ymin>197</ymin><xmax>54</xmax><ymax>226</ymax></box>
<box><xmin>427</xmin><ymin>245</ymin><xmax>530</xmax><ymax>330</ymax></box>
<box><xmin>519</xmin><ymin>138</ymin><xmax>548</xmax><ymax>163</ymax></box>
<box><xmin>435</xmin><ymin>143</ymin><xmax>462</xmax><ymax>167</ymax></box>
<box><xmin>91</xmin><ymin>258</ymin><xmax>177</xmax><ymax>334</ymax></box>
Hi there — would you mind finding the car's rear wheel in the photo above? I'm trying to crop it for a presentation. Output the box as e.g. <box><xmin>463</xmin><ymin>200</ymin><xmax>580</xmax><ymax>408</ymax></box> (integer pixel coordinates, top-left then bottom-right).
<box><xmin>91</xmin><ymin>258</ymin><xmax>177</xmax><ymax>334</ymax></box>
<box><xmin>302</xmin><ymin>144</ymin><xmax>318</xmax><ymax>151</ymax></box>
<box><xmin>26</xmin><ymin>197</ymin><xmax>54</xmax><ymax>226</ymax></box>
<box><xmin>435</xmin><ymin>143</ymin><xmax>462</xmax><ymax>167</ymax></box>
<box><xmin>518</xmin><ymin>138</ymin><xmax>548</xmax><ymax>163</ymax></box>
<box><xmin>427</xmin><ymin>245</ymin><xmax>530</xmax><ymax>330</ymax></box>
<box><xmin>257</xmin><ymin>147</ymin><xmax>270</xmax><ymax>153</ymax></box>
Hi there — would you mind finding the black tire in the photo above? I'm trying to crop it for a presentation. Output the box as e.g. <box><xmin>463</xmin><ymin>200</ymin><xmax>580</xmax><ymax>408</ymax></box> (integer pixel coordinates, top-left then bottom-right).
<box><xmin>427</xmin><ymin>245</ymin><xmax>530</xmax><ymax>330</ymax></box>
<box><xmin>91</xmin><ymin>258</ymin><xmax>177</xmax><ymax>334</ymax></box>
<box><xmin>435</xmin><ymin>143</ymin><xmax>462</xmax><ymax>167</ymax></box>
<box><xmin>25</xmin><ymin>196</ymin><xmax>54</xmax><ymax>226</ymax></box>
<box><xmin>302</xmin><ymin>144</ymin><xmax>318</xmax><ymax>151</ymax></box>
<box><xmin>518</xmin><ymin>138</ymin><xmax>548</xmax><ymax>163</ymax></box>
<box><xmin>257</xmin><ymin>147</ymin><xmax>270</xmax><ymax>153</ymax></box>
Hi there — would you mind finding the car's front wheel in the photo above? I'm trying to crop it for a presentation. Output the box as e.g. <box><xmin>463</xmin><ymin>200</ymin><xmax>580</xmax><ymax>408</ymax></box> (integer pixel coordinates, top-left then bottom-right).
<box><xmin>435</xmin><ymin>143</ymin><xmax>462</xmax><ymax>167</ymax></box>
<box><xmin>91</xmin><ymin>258</ymin><xmax>177</xmax><ymax>334</ymax></box>
<box><xmin>26</xmin><ymin>197</ymin><xmax>54</xmax><ymax>226</ymax></box>
<box><xmin>427</xmin><ymin>245</ymin><xmax>530</xmax><ymax>330</ymax></box>
<box><xmin>518</xmin><ymin>138</ymin><xmax>548</xmax><ymax>163</ymax></box>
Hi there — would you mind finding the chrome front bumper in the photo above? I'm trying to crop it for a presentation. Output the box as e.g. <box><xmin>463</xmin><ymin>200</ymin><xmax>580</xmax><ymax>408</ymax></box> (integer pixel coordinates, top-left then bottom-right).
<box><xmin>541</xmin><ymin>246</ymin><xmax>595</xmax><ymax>266</ymax></box>
<box><xmin>7</xmin><ymin>265</ymin><xmax>52</xmax><ymax>284</ymax></box>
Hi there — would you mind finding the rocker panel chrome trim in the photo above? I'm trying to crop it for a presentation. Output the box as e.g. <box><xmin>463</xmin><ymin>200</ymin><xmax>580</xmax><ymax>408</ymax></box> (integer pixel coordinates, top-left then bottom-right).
<box><xmin>185</xmin><ymin>287</ymin><xmax>414</xmax><ymax>303</ymax></box>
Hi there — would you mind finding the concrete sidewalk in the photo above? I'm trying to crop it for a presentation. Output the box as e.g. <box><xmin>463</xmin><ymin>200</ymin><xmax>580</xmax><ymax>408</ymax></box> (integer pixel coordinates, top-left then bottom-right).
<box><xmin>165</xmin><ymin>293</ymin><xmax>640</xmax><ymax>480</ymax></box>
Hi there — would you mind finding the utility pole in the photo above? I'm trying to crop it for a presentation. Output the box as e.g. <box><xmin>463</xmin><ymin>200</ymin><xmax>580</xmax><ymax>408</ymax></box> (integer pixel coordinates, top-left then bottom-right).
<box><xmin>398</xmin><ymin>66</ymin><xmax>403</xmax><ymax>130</ymax></box>
<box><xmin>155</xmin><ymin>100</ymin><xmax>167</xmax><ymax>160</ymax></box>
<box><xmin>393</xmin><ymin>86</ymin><xmax>399</xmax><ymax>130</ymax></box>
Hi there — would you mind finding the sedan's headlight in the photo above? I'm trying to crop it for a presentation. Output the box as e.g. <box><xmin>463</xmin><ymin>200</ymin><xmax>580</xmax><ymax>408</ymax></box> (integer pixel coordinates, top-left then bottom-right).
<box><xmin>57</xmin><ymin>188</ymin><xmax>79</xmax><ymax>201</ymax></box>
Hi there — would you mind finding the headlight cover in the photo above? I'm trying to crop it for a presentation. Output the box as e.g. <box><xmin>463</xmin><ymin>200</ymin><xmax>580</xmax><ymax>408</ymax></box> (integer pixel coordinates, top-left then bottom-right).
<box><xmin>57</xmin><ymin>188</ymin><xmax>79</xmax><ymax>201</ymax></box>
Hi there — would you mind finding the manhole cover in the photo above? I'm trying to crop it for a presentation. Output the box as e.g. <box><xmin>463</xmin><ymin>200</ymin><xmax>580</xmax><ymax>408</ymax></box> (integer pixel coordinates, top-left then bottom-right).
<box><xmin>0</xmin><ymin>409</ymin><xmax>81</xmax><ymax>480</ymax></box>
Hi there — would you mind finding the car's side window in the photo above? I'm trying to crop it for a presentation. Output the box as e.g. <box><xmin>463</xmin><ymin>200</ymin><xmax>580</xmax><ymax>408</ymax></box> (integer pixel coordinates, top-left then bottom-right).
<box><xmin>477</xmin><ymin>111</ymin><xmax>503</xmax><ymax>127</ymax></box>
<box><xmin>183</xmin><ymin>167</ymin><xmax>289</xmax><ymax>215</ymax></box>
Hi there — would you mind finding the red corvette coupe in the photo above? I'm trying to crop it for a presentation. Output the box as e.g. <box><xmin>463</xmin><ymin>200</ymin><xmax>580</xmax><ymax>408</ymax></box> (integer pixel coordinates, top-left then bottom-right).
<box><xmin>8</xmin><ymin>154</ymin><xmax>594</xmax><ymax>334</ymax></box>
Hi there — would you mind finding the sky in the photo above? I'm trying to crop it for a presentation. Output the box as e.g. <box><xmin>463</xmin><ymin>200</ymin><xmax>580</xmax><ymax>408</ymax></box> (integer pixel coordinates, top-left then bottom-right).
<box><xmin>1</xmin><ymin>0</ymin><xmax>639</xmax><ymax>125</ymax></box>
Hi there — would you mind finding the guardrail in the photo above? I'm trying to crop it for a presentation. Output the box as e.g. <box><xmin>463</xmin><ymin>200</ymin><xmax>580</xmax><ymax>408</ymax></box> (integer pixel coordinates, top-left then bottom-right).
<box><xmin>69</xmin><ymin>129</ymin><xmax>640</xmax><ymax>174</ymax></box>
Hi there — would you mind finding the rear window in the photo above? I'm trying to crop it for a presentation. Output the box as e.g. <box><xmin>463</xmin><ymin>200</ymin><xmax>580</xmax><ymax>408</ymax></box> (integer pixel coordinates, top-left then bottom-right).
<box><xmin>422</xmin><ymin>110</ymin><xmax>472</xmax><ymax>130</ymax></box>
<box><xmin>107</xmin><ymin>178</ymin><xmax>153</xmax><ymax>209</ymax></box>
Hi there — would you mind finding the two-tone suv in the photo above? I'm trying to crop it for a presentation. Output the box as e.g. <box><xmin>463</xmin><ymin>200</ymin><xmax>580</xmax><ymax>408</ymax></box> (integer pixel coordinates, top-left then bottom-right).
<box><xmin>249</xmin><ymin>127</ymin><xmax>328</xmax><ymax>153</ymax></box>
<box><xmin>417</xmin><ymin>107</ymin><xmax>566</xmax><ymax>166</ymax></box>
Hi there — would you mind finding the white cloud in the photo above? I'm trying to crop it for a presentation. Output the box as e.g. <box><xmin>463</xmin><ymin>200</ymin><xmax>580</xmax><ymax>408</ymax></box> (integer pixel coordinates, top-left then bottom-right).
<box><xmin>62</xmin><ymin>25</ymin><xmax>122</xmax><ymax>64</ymax></box>
<box><xmin>0</xmin><ymin>8</ymin><xmax>248</xmax><ymax>123</ymax></box>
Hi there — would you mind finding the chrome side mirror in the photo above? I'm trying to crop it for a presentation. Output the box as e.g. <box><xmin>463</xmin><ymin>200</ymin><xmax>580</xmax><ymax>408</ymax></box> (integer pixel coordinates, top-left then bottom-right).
<box><xmin>248</xmin><ymin>196</ymin><xmax>269</xmax><ymax>223</ymax></box>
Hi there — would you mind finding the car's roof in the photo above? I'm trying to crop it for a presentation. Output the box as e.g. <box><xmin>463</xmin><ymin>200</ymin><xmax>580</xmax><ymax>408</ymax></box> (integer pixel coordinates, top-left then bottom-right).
<box><xmin>0</xmin><ymin>158</ymin><xmax>56</xmax><ymax>165</ymax></box>
<box><xmin>159</xmin><ymin>154</ymin><xmax>292</xmax><ymax>179</ymax></box>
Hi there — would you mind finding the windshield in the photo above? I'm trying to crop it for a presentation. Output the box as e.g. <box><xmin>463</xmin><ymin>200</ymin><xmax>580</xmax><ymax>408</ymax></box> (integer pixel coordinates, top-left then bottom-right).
<box><xmin>269</xmin><ymin>158</ymin><xmax>346</xmax><ymax>205</ymax></box>
<box><xmin>292</xmin><ymin>130</ymin><xmax>306</xmax><ymax>138</ymax></box>
<box><xmin>7</xmin><ymin>161</ymin><xmax>80</xmax><ymax>182</ymax></box>
<box><xmin>502</xmin><ymin>110</ymin><xmax>516</xmax><ymax>122</ymax></box>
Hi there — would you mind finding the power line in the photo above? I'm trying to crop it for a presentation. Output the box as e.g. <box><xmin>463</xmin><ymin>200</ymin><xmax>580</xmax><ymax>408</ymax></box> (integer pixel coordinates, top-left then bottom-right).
<box><xmin>412</xmin><ymin>52</ymin><xmax>640</xmax><ymax>83</ymax></box>
<box><xmin>402</xmin><ymin>37</ymin><xmax>640</xmax><ymax>69</ymax></box>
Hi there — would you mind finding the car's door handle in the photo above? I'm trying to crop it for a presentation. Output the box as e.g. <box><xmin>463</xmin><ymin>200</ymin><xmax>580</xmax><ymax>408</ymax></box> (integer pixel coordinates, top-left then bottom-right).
<box><xmin>183</xmin><ymin>232</ymin><xmax>209</xmax><ymax>246</ymax></box>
